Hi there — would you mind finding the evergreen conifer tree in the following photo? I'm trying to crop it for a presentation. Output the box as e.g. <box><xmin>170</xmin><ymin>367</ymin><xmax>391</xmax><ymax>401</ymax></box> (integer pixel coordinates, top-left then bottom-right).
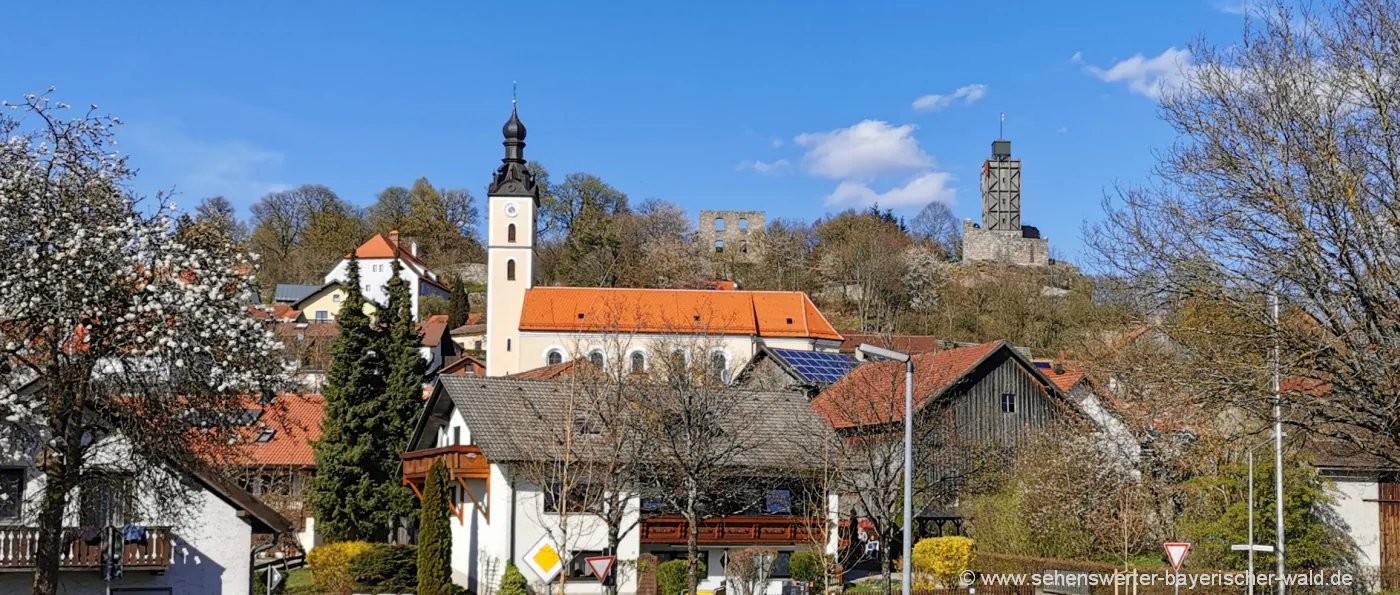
<box><xmin>447</xmin><ymin>275</ymin><xmax>471</xmax><ymax>329</ymax></box>
<box><xmin>417</xmin><ymin>458</ymin><xmax>453</xmax><ymax>595</ymax></box>
<box><xmin>376</xmin><ymin>258</ymin><xmax>427</xmax><ymax>533</ymax></box>
<box><xmin>311</xmin><ymin>253</ymin><xmax>389</xmax><ymax>541</ymax></box>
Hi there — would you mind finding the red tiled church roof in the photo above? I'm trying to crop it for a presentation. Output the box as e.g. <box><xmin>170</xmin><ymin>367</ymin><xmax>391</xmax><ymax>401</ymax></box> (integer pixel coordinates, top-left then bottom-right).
<box><xmin>519</xmin><ymin>287</ymin><xmax>842</xmax><ymax>341</ymax></box>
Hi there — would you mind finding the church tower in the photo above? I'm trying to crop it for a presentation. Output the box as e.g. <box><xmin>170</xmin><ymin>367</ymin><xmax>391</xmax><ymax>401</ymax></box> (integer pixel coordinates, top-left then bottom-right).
<box><xmin>485</xmin><ymin>106</ymin><xmax>539</xmax><ymax>376</ymax></box>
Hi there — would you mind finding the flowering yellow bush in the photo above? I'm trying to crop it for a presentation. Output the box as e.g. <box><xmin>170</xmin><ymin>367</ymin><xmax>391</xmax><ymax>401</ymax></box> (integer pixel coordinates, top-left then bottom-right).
<box><xmin>307</xmin><ymin>541</ymin><xmax>373</xmax><ymax>595</ymax></box>
<box><xmin>911</xmin><ymin>536</ymin><xmax>975</xmax><ymax>588</ymax></box>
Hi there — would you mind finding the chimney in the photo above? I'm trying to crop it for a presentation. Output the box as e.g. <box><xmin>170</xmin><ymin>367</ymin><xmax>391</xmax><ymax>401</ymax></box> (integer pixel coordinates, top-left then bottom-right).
<box><xmin>388</xmin><ymin>230</ymin><xmax>400</xmax><ymax>248</ymax></box>
<box><xmin>411</xmin><ymin>241</ymin><xmax>419</xmax><ymax>257</ymax></box>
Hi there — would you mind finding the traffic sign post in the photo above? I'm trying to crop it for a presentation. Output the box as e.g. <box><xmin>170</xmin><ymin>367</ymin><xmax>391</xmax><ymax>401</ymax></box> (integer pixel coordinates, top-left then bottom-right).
<box><xmin>1164</xmin><ymin>542</ymin><xmax>1191</xmax><ymax>595</ymax></box>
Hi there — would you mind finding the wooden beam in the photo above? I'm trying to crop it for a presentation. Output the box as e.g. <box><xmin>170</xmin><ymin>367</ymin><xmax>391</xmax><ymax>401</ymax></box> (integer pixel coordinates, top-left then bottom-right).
<box><xmin>456</xmin><ymin>477</ymin><xmax>490</xmax><ymax>521</ymax></box>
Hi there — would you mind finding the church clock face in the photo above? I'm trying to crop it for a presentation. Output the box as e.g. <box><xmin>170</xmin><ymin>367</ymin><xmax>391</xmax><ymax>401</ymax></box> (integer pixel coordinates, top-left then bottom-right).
<box><xmin>504</xmin><ymin>202</ymin><xmax>520</xmax><ymax>218</ymax></box>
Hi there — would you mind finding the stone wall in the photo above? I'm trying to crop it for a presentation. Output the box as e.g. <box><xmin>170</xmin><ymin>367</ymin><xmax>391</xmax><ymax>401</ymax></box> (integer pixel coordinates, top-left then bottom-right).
<box><xmin>698</xmin><ymin>210</ymin><xmax>764</xmax><ymax>262</ymax></box>
<box><xmin>962</xmin><ymin>219</ymin><xmax>1049</xmax><ymax>266</ymax></box>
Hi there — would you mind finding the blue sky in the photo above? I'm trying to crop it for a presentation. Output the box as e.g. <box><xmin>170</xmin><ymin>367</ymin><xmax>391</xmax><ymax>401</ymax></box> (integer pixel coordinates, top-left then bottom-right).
<box><xmin>6</xmin><ymin>1</ymin><xmax>1252</xmax><ymax>265</ymax></box>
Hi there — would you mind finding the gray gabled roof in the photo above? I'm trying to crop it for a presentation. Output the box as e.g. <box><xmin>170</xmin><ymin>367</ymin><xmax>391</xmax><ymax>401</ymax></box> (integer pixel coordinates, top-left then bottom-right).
<box><xmin>413</xmin><ymin>376</ymin><xmax>835</xmax><ymax>470</ymax></box>
<box><xmin>274</xmin><ymin>284</ymin><xmax>321</xmax><ymax>303</ymax></box>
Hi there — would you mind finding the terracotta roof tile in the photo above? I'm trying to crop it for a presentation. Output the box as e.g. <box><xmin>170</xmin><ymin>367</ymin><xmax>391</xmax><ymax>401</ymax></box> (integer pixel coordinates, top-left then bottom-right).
<box><xmin>427</xmin><ymin>314</ymin><xmax>449</xmax><ymax>324</ymax></box>
<box><xmin>519</xmin><ymin>287</ymin><xmax>842</xmax><ymax>341</ymax></box>
<box><xmin>1046</xmin><ymin>368</ymin><xmax>1087</xmax><ymax>392</ymax></box>
<box><xmin>236</xmin><ymin>394</ymin><xmax>324</xmax><ymax>468</ymax></box>
<box><xmin>507</xmin><ymin>359</ymin><xmax>601</xmax><ymax>380</ymax></box>
<box><xmin>812</xmin><ymin>341</ymin><xmax>1005</xmax><ymax>430</ymax></box>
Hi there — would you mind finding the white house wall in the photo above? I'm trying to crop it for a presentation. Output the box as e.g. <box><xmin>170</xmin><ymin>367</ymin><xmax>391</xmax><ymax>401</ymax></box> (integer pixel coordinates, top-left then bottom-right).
<box><xmin>325</xmin><ymin>257</ymin><xmax>429</xmax><ymax>320</ymax></box>
<box><xmin>1326</xmin><ymin>474</ymin><xmax>1382</xmax><ymax>568</ymax></box>
<box><xmin>0</xmin><ymin>438</ymin><xmax>261</xmax><ymax>594</ymax></box>
<box><xmin>516</xmin><ymin>331</ymin><xmax>771</xmax><ymax>379</ymax></box>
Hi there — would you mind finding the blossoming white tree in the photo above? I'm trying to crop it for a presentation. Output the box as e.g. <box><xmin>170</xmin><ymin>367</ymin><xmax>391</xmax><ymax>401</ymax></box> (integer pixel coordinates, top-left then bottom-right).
<box><xmin>0</xmin><ymin>91</ymin><xmax>287</xmax><ymax>595</ymax></box>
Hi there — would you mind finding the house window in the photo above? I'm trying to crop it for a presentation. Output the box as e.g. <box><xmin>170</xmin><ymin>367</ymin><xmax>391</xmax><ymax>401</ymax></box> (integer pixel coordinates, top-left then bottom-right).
<box><xmin>765</xmin><ymin>489</ymin><xmax>792</xmax><ymax>515</ymax></box>
<box><xmin>630</xmin><ymin>351</ymin><xmax>646</xmax><ymax>374</ymax></box>
<box><xmin>588</xmin><ymin>350</ymin><xmax>605</xmax><ymax>368</ymax></box>
<box><xmin>316</xmin><ymin>311</ymin><xmax>328</xmax><ymax>321</ymax></box>
<box><xmin>507</xmin><ymin>338</ymin><xmax>512</xmax><ymax>352</ymax></box>
<box><xmin>715</xmin><ymin>217</ymin><xmax>725</xmax><ymax>231</ymax></box>
<box><xmin>641</xmin><ymin>497</ymin><xmax>663</xmax><ymax>513</ymax></box>
<box><xmin>332</xmin><ymin>294</ymin><xmax>341</xmax><ymax>303</ymax></box>
<box><xmin>566</xmin><ymin>550</ymin><xmax>608</xmax><ymax>580</ymax></box>
<box><xmin>453</xmin><ymin>427</ymin><xmax>461</xmax><ymax>446</ymax></box>
<box><xmin>547</xmin><ymin>350</ymin><xmax>564</xmax><ymax>366</ymax></box>
<box><xmin>0</xmin><ymin>469</ymin><xmax>22</xmax><ymax>519</ymax></box>
<box><xmin>81</xmin><ymin>474</ymin><xmax>135</xmax><ymax>527</ymax></box>
<box><xmin>543</xmin><ymin>484</ymin><xmax>599</xmax><ymax>513</ymax></box>
<box><xmin>1000</xmin><ymin>394</ymin><xmax>1016</xmax><ymax>414</ymax></box>
<box><xmin>715</xmin><ymin>240</ymin><xmax>725</xmax><ymax>254</ymax></box>
<box><xmin>474</xmin><ymin>340</ymin><xmax>483</xmax><ymax>350</ymax></box>
<box><xmin>507</xmin><ymin>259</ymin><xmax>516</xmax><ymax>281</ymax></box>
<box><xmin>508</xmin><ymin>223</ymin><xmax>517</xmax><ymax>243</ymax></box>
<box><xmin>772</xmin><ymin>551</ymin><xmax>793</xmax><ymax>578</ymax></box>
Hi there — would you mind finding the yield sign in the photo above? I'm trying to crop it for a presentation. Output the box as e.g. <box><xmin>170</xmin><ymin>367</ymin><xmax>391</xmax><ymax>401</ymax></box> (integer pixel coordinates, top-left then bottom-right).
<box><xmin>1164</xmin><ymin>542</ymin><xmax>1191</xmax><ymax>572</ymax></box>
<box><xmin>585</xmin><ymin>556</ymin><xmax>616</xmax><ymax>582</ymax></box>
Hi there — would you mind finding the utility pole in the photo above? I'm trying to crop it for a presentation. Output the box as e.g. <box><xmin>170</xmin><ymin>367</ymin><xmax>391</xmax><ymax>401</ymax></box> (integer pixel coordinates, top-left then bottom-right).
<box><xmin>1270</xmin><ymin>290</ymin><xmax>1286</xmax><ymax>594</ymax></box>
<box><xmin>857</xmin><ymin>344</ymin><xmax>913</xmax><ymax>595</ymax></box>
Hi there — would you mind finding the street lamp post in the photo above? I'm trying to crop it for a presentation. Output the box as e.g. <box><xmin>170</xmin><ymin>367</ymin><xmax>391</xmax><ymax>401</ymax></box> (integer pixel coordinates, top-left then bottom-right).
<box><xmin>857</xmin><ymin>344</ymin><xmax>914</xmax><ymax>595</ymax></box>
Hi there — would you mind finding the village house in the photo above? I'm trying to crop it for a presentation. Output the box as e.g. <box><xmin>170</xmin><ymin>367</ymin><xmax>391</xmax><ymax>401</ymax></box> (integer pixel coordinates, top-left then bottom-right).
<box><xmin>323</xmin><ymin>231</ymin><xmax>451</xmax><ymax>321</ymax></box>
<box><xmin>402</xmin><ymin>375</ymin><xmax>841</xmax><ymax>595</ymax></box>
<box><xmin>480</xmin><ymin>107</ymin><xmax>843</xmax><ymax>378</ymax></box>
<box><xmin>228</xmin><ymin>393</ymin><xmax>327</xmax><ymax>555</ymax></box>
<box><xmin>0</xmin><ymin>400</ymin><xmax>293</xmax><ymax>594</ymax></box>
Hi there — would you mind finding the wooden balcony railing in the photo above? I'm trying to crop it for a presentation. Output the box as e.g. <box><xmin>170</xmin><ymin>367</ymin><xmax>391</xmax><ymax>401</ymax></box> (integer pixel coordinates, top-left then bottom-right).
<box><xmin>400</xmin><ymin>444</ymin><xmax>489</xmax><ymax>483</ymax></box>
<box><xmin>0</xmin><ymin>527</ymin><xmax>173</xmax><ymax>569</ymax></box>
<box><xmin>640</xmin><ymin>516</ymin><xmax>826</xmax><ymax>546</ymax></box>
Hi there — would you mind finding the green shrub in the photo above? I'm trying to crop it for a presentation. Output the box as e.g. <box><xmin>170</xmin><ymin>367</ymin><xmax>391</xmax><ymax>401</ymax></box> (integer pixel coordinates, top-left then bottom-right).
<box><xmin>307</xmin><ymin>541</ymin><xmax>373</xmax><ymax>595</ymax></box>
<box><xmin>911</xmin><ymin>536</ymin><xmax>975</xmax><ymax>588</ymax></box>
<box><xmin>789</xmin><ymin>552</ymin><xmax>828</xmax><ymax>591</ymax></box>
<box><xmin>349</xmin><ymin>543</ymin><xmax>418</xmax><ymax>591</ymax></box>
<box><xmin>499</xmin><ymin>561</ymin><xmax>529</xmax><ymax>595</ymax></box>
<box><xmin>658</xmin><ymin>558</ymin><xmax>706</xmax><ymax>595</ymax></box>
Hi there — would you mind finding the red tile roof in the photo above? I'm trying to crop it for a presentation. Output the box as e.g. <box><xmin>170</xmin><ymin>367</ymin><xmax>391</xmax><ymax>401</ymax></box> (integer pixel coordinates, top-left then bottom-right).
<box><xmin>519</xmin><ymin>287</ymin><xmax>842</xmax><ymax>341</ymax></box>
<box><xmin>812</xmin><ymin>341</ymin><xmax>1005</xmax><ymax>430</ymax></box>
<box><xmin>1046</xmin><ymin>368</ymin><xmax>1087</xmax><ymax>392</ymax></box>
<box><xmin>427</xmin><ymin>314</ymin><xmax>449</xmax><ymax>324</ymax></box>
<box><xmin>838</xmin><ymin>333</ymin><xmax>944</xmax><ymax>355</ymax></box>
<box><xmin>236</xmin><ymin>394</ymin><xmax>324</xmax><ymax>468</ymax></box>
<box><xmin>508</xmin><ymin>359</ymin><xmax>601</xmax><ymax>380</ymax></box>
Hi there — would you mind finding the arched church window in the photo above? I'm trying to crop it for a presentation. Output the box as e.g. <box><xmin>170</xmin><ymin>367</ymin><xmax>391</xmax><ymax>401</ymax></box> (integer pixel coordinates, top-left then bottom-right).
<box><xmin>508</xmin><ymin>223</ymin><xmax>517</xmax><ymax>243</ymax></box>
<box><xmin>630</xmin><ymin>351</ymin><xmax>646</xmax><ymax>374</ymax></box>
<box><xmin>588</xmin><ymin>350</ymin><xmax>605</xmax><ymax>368</ymax></box>
<box><xmin>507</xmin><ymin>259</ymin><xmax>516</xmax><ymax>281</ymax></box>
<box><xmin>547</xmin><ymin>350</ymin><xmax>564</xmax><ymax>366</ymax></box>
<box><xmin>710</xmin><ymin>352</ymin><xmax>728</xmax><ymax>383</ymax></box>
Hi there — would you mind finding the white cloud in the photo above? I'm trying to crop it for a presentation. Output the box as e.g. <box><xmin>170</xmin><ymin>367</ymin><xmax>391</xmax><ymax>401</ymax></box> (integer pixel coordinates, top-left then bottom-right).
<box><xmin>825</xmin><ymin>171</ymin><xmax>956</xmax><ymax>208</ymax></box>
<box><xmin>734</xmin><ymin>159</ymin><xmax>791</xmax><ymax>175</ymax></box>
<box><xmin>1082</xmin><ymin>47</ymin><xmax>1194</xmax><ymax>100</ymax></box>
<box><xmin>911</xmin><ymin>84</ymin><xmax>989</xmax><ymax>112</ymax></box>
<box><xmin>793</xmin><ymin>120</ymin><xmax>932</xmax><ymax>179</ymax></box>
<box><xmin>123</xmin><ymin>117</ymin><xmax>287</xmax><ymax>210</ymax></box>
<box><xmin>770</xmin><ymin>136</ymin><xmax>784</xmax><ymax>148</ymax></box>
<box><xmin>1057</xmin><ymin>126</ymin><xmax>1069</xmax><ymax>133</ymax></box>
<box><xmin>1071</xmin><ymin>51</ymin><xmax>1083</xmax><ymax>62</ymax></box>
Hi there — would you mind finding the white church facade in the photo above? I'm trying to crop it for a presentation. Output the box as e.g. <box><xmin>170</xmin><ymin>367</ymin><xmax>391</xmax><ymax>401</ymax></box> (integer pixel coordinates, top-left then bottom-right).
<box><xmin>481</xmin><ymin>107</ymin><xmax>843</xmax><ymax>378</ymax></box>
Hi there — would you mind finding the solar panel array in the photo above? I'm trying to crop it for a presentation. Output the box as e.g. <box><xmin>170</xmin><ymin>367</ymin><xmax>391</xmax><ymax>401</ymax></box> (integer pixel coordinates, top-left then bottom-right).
<box><xmin>769</xmin><ymin>348</ymin><xmax>861</xmax><ymax>384</ymax></box>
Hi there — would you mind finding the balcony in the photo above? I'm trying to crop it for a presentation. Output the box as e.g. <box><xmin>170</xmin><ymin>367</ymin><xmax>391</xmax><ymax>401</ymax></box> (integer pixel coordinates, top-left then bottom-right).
<box><xmin>400</xmin><ymin>444</ymin><xmax>489</xmax><ymax>483</ymax></box>
<box><xmin>401</xmin><ymin>445</ymin><xmax>491</xmax><ymax>521</ymax></box>
<box><xmin>640</xmin><ymin>516</ymin><xmax>826</xmax><ymax>546</ymax></box>
<box><xmin>0</xmin><ymin>527</ymin><xmax>172</xmax><ymax>570</ymax></box>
